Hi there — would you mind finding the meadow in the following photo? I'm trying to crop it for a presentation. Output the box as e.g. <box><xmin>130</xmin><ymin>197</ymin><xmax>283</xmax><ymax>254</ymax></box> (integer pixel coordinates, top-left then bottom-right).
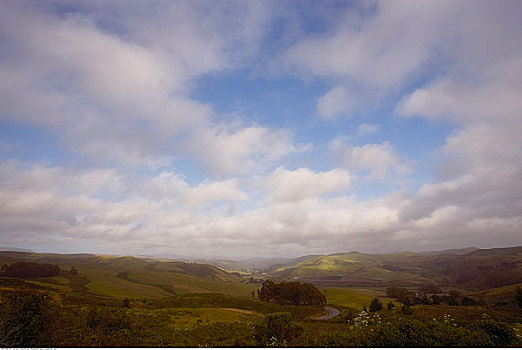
<box><xmin>322</xmin><ymin>288</ymin><xmax>399</xmax><ymax>309</ymax></box>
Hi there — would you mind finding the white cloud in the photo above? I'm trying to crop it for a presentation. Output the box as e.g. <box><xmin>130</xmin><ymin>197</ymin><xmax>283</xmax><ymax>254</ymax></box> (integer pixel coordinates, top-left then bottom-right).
<box><xmin>264</xmin><ymin>167</ymin><xmax>351</xmax><ymax>203</ymax></box>
<box><xmin>393</xmin><ymin>2</ymin><xmax>522</xmax><ymax>247</ymax></box>
<box><xmin>285</xmin><ymin>0</ymin><xmax>460</xmax><ymax>116</ymax></box>
<box><xmin>2</xmin><ymin>1</ymin><xmax>522</xmax><ymax>257</ymax></box>
<box><xmin>0</xmin><ymin>1</ymin><xmax>299</xmax><ymax>175</ymax></box>
<box><xmin>357</xmin><ymin>123</ymin><xmax>380</xmax><ymax>136</ymax></box>
<box><xmin>189</xmin><ymin>125</ymin><xmax>301</xmax><ymax>177</ymax></box>
<box><xmin>317</xmin><ymin>86</ymin><xmax>356</xmax><ymax>120</ymax></box>
<box><xmin>1</xmin><ymin>159</ymin><xmax>521</xmax><ymax>258</ymax></box>
<box><xmin>330</xmin><ymin>137</ymin><xmax>408</xmax><ymax>180</ymax></box>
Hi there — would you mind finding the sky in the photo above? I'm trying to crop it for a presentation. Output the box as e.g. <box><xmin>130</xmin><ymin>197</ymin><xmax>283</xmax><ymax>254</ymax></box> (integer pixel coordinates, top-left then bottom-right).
<box><xmin>1</xmin><ymin>0</ymin><xmax>522</xmax><ymax>259</ymax></box>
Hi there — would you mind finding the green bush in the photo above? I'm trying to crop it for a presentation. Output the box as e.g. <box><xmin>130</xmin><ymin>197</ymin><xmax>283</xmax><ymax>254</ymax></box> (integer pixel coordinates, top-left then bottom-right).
<box><xmin>471</xmin><ymin>319</ymin><xmax>517</xmax><ymax>346</ymax></box>
<box><xmin>0</xmin><ymin>289</ymin><xmax>54</xmax><ymax>346</ymax></box>
<box><xmin>253</xmin><ymin>312</ymin><xmax>302</xmax><ymax>346</ymax></box>
<box><xmin>369</xmin><ymin>297</ymin><xmax>383</xmax><ymax>312</ymax></box>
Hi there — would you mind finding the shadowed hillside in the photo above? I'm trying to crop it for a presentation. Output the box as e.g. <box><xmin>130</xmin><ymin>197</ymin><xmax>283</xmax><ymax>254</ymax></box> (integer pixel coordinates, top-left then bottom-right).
<box><xmin>267</xmin><ymin>247</ymin><xmax>522</xmax><ymax>290</ymax></box>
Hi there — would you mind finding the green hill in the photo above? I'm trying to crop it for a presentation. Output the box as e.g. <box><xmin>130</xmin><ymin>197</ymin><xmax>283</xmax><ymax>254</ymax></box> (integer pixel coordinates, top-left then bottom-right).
<box><xmin>0</xmin><ymin>251</ymin><xmax>256</xmax><ymax>299</ymax></box>
<box><xmin>268</xmin><ymin>247</ymin><xmax>522</xmax><ymax>290</ymax></box>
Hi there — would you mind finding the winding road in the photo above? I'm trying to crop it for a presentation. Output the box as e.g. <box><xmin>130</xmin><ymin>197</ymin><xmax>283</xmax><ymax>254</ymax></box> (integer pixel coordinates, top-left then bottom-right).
<box><xmin>315</xmin><ymin>306</ymin><xmax>340</xmax><ymax>320</ymax></box>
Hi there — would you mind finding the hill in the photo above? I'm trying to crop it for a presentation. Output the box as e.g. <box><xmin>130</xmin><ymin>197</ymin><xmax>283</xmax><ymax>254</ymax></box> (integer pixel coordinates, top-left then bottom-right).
<box><xmin>267</xmin><ymin>246</ymin><xmax>522</xmax><ymax>290</ymax></box>
<box><xmin>0</xmin><ymin>251</ymin><xmax>256</xmax><ymax>299</ymax></box>
<box><xmin>0</xmin><ymin>246</ymin><xmax>35</xmax><ymax>252</ymax></box>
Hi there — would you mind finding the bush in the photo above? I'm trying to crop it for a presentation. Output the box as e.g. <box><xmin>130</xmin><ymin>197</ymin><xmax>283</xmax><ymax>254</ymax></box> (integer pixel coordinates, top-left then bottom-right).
<box><xmin>369</xmin><ymin>297</ymin><xmax>383</xmax><ymax>312</ymax></box>
<box><xmin>0</xmin><ymin>289</ymin><xmax>53</xmax><ymax>346</ymax></box>
<box><xmin>471</xmin><ymin>319</ymin><xmax>517</xmax><ymax>347</ymax></box>
<box><xmin>253</xmin><ymin>312</ymin><xmax>302</xmax><ymax>346</ymax></box>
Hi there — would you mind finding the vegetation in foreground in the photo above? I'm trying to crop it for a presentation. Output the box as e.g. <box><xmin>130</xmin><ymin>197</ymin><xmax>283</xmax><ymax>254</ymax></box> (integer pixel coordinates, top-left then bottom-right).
<box><xmin>1</xmin><ymin>276</ymin><xmax>521</xmax><ymax>347</ymax></box>
<box><xmin>0</xmin><ymin>251</ymin><xmax>521</xmax><ymax>347</ymax></box>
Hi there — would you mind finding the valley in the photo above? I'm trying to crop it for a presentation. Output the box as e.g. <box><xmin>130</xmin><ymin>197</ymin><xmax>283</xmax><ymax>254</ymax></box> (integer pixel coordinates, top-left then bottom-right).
<box><xmin>0</xmin><ymin>247</ymin><xmax>521</xmax><ymax>347</ymax></box>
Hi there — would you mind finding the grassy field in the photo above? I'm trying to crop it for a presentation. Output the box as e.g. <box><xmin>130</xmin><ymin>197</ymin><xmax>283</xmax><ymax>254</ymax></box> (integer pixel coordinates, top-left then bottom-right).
<box><xmin>126</xmin><ymin>307</ymin><xmax>262</xmax><ymax>330</ymax></box>
<box><xmin>128</xmin><ymin>270</ymin><xmax>258</xmax><ymax>297</ymax></box>
<box><xmin>322</xmin><ymin>288</ymin><xmax>399</xmax><ymax>309</ymax></box>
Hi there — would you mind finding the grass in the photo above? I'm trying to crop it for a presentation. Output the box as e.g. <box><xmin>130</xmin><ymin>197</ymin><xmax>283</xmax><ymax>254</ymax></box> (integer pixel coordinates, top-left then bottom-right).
<box><xmin>87</xmin><ymin>276</ymin><xmax>171</xmax><ymax>298</ymax></box>
<box><xmin>127</xmin><ymin>307</ymin><xmax>261</xmax><ymax>330</ymax></box>
<box><xmin>322</xmin><ymin>288</ymin><xmax>399</xmax><ymax>310</ymax></box>
<box><xmin>477</xmin><ymin>283</ymin><xmax>522</xmax><ymax>297</ymax></box>
<box><xmin>75</xmin><ymin>265</ymin><xmax>171</xmax><ymax>298</ymax></box>
<box><xmin>127</xmin><ymin>270</ymin><xmax>258</xmax><ymax>297</ymax></box>
<box><xmin>69</xmin><ymin>264</ymin><xmax>258</xmax><ymax>299</ymax></box>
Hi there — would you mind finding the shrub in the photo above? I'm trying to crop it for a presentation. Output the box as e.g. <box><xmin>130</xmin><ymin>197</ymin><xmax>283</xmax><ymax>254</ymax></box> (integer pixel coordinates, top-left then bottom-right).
<box><xmin>0</xmin><ymin>289</ymin><xmax>53</xmax><ymax>346</ymax></box>
<box><xmin>471</xmin><ymin>319</ymin><xmax>517</xmax><ymax>347</ymax></box>
<box><xmin>253</xmin><ymin>312</ymin><xmax>302</xmax><ymax>346</ymax></box>
<box><xmin>369</xmin><ymin>297</ymin><xmax>383</xmax><ymax>312</ymax></box>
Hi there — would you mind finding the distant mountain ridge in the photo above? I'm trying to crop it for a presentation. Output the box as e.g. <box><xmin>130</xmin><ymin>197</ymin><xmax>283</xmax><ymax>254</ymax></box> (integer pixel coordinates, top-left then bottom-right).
<box><xmin>0</xmin><ymin>246</ymin><xmax>34</xmax><ymax>253</ymax></box>
<box><xmin>266</xmin><ymin>246</ymin><xmax>522</xmax><ymax>291</ymax></box>
<box><xmin>419</xmin><ymin>247</ymin><xmax>479</xmax><ymax>255</ymax></box>
<box><xmin>1</xmin><ymin>246</ymin><xmax>521</xmax><ymax>292</ymax></box>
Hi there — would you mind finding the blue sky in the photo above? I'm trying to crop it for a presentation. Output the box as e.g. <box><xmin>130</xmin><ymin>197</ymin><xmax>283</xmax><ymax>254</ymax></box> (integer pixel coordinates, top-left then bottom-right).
<box><xmin>0</xmin><ymin>0</ymin><xmax>521</xmax><ymax>259</ymax></box>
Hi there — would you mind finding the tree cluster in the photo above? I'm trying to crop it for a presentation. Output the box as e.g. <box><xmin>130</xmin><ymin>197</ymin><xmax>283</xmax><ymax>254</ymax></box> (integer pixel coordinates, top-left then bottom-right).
<box><xmin>258</xmin><ymin>280</ymin><xmax>326</xmax><ymax>306</ymax></box>
<box><xmin>419</xmin><ymin>284</ymin><xmax>443</xmax><ymax>294</ymax></box>
<box><xmin>385</xmin><ymin>287</ymin><xmax>482</xmax><ymax>307</ymax></box>
<box><xmin>1</xmin><ymin>262</ymin><xmax>60</xmax><ymax>278</ymax></box>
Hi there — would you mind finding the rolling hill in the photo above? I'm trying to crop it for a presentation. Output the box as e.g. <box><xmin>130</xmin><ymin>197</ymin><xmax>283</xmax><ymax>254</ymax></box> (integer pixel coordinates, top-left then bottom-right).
<box><xmin>267</xmin><ymin>246</ymin><xmax>522</xmax><ymax>290</ymax></box>
<box><xmin>0</xmin><ymin>251</ymin><xmax>257</xmax><ymax>298</ymax></box>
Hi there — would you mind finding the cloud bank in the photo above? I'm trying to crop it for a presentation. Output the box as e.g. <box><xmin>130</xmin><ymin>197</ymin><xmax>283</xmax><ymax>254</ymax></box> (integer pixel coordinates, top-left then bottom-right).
<box><xmin>0</xmin><ymin>0</ymin><xmax>521</xmax><ymax>258</ymax></box>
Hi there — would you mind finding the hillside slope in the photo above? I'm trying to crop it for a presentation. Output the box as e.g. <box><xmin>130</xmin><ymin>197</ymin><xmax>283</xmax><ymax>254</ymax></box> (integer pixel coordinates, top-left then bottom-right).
<box><xmin>268</xmin><ymin>246</ymin><xmax>522</xmax><ymax>290</ymax></box>
<box><xmin>0</xmin><ymin>251</ymin><xmax>255</xmax><ymax>298</ymax></box>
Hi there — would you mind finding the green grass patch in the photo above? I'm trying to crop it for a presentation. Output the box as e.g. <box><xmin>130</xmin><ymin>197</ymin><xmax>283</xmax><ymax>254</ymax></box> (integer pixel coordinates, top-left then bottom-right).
<box><xmin>128</xmin><ymin>307</ymin><xmax>260</xmax><ymax>330</ymax></box>
<box><xmin>128</xmin><ymin>270</ymin><xmax>258</xmax><ymax>297</ymax></box>
<box><xmin>322</xmin><ymin>288</ymin><xmax>398</xmax><ymax>310</ymax></box>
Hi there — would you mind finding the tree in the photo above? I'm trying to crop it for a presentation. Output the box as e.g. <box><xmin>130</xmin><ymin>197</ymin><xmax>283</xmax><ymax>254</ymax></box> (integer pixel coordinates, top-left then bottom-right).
<box><xmin>122</xmin><ymin>298</ymin><xmax>131</xmax><ymax>308</ymax></box>
<box><xmin>387</xmin><ymin>301</ymin><xmax>395</xmax><ymax>310</ymax></box>
<box><xmin>386</xmin><ymin>287</ymin><xmax>413</xmax><ymax>305</ymax></box>
<box><xmin>70</xmin><ymin>266</ymin><xmax>78</xmax><ymax>275</ymax></box>
<box><xmin>369</xmin><ymin>297</ymin><xmax>383</xmax><ymax>312</ymax></box>
<box><xmin>258</xmin><ymin>280</ymin><xmax>326</xmax><ymax>306</ymax></box>
<box><xmin>1</xmin><ymin>262</ymin><xmax>60</xmax><ymax>278</ymax></box>
<box><xmin>419</xmin><ymin>284</ymin><xmax>442</xmax><ymax>295</ymax></box>
<box><xmin>461</xmin><ymin>296</ymin><xmax>476</xmax><ymax>306</ymax></box>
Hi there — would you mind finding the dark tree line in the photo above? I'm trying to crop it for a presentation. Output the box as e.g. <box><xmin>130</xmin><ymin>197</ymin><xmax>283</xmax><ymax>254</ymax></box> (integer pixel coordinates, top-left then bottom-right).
<box><xmin>1</xmin><ymin>262</ymin><xmax>60</xmax><ymax>278</ymax></box>
<box><xmin>386</xmin><ymin>286</ymin><xmax>483</xmax><ymax>306</ymax></box>
<box><xmin>258</xmin><ymin>280</ymin><xmax>326</xmax><ymax>306</ymax></box>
